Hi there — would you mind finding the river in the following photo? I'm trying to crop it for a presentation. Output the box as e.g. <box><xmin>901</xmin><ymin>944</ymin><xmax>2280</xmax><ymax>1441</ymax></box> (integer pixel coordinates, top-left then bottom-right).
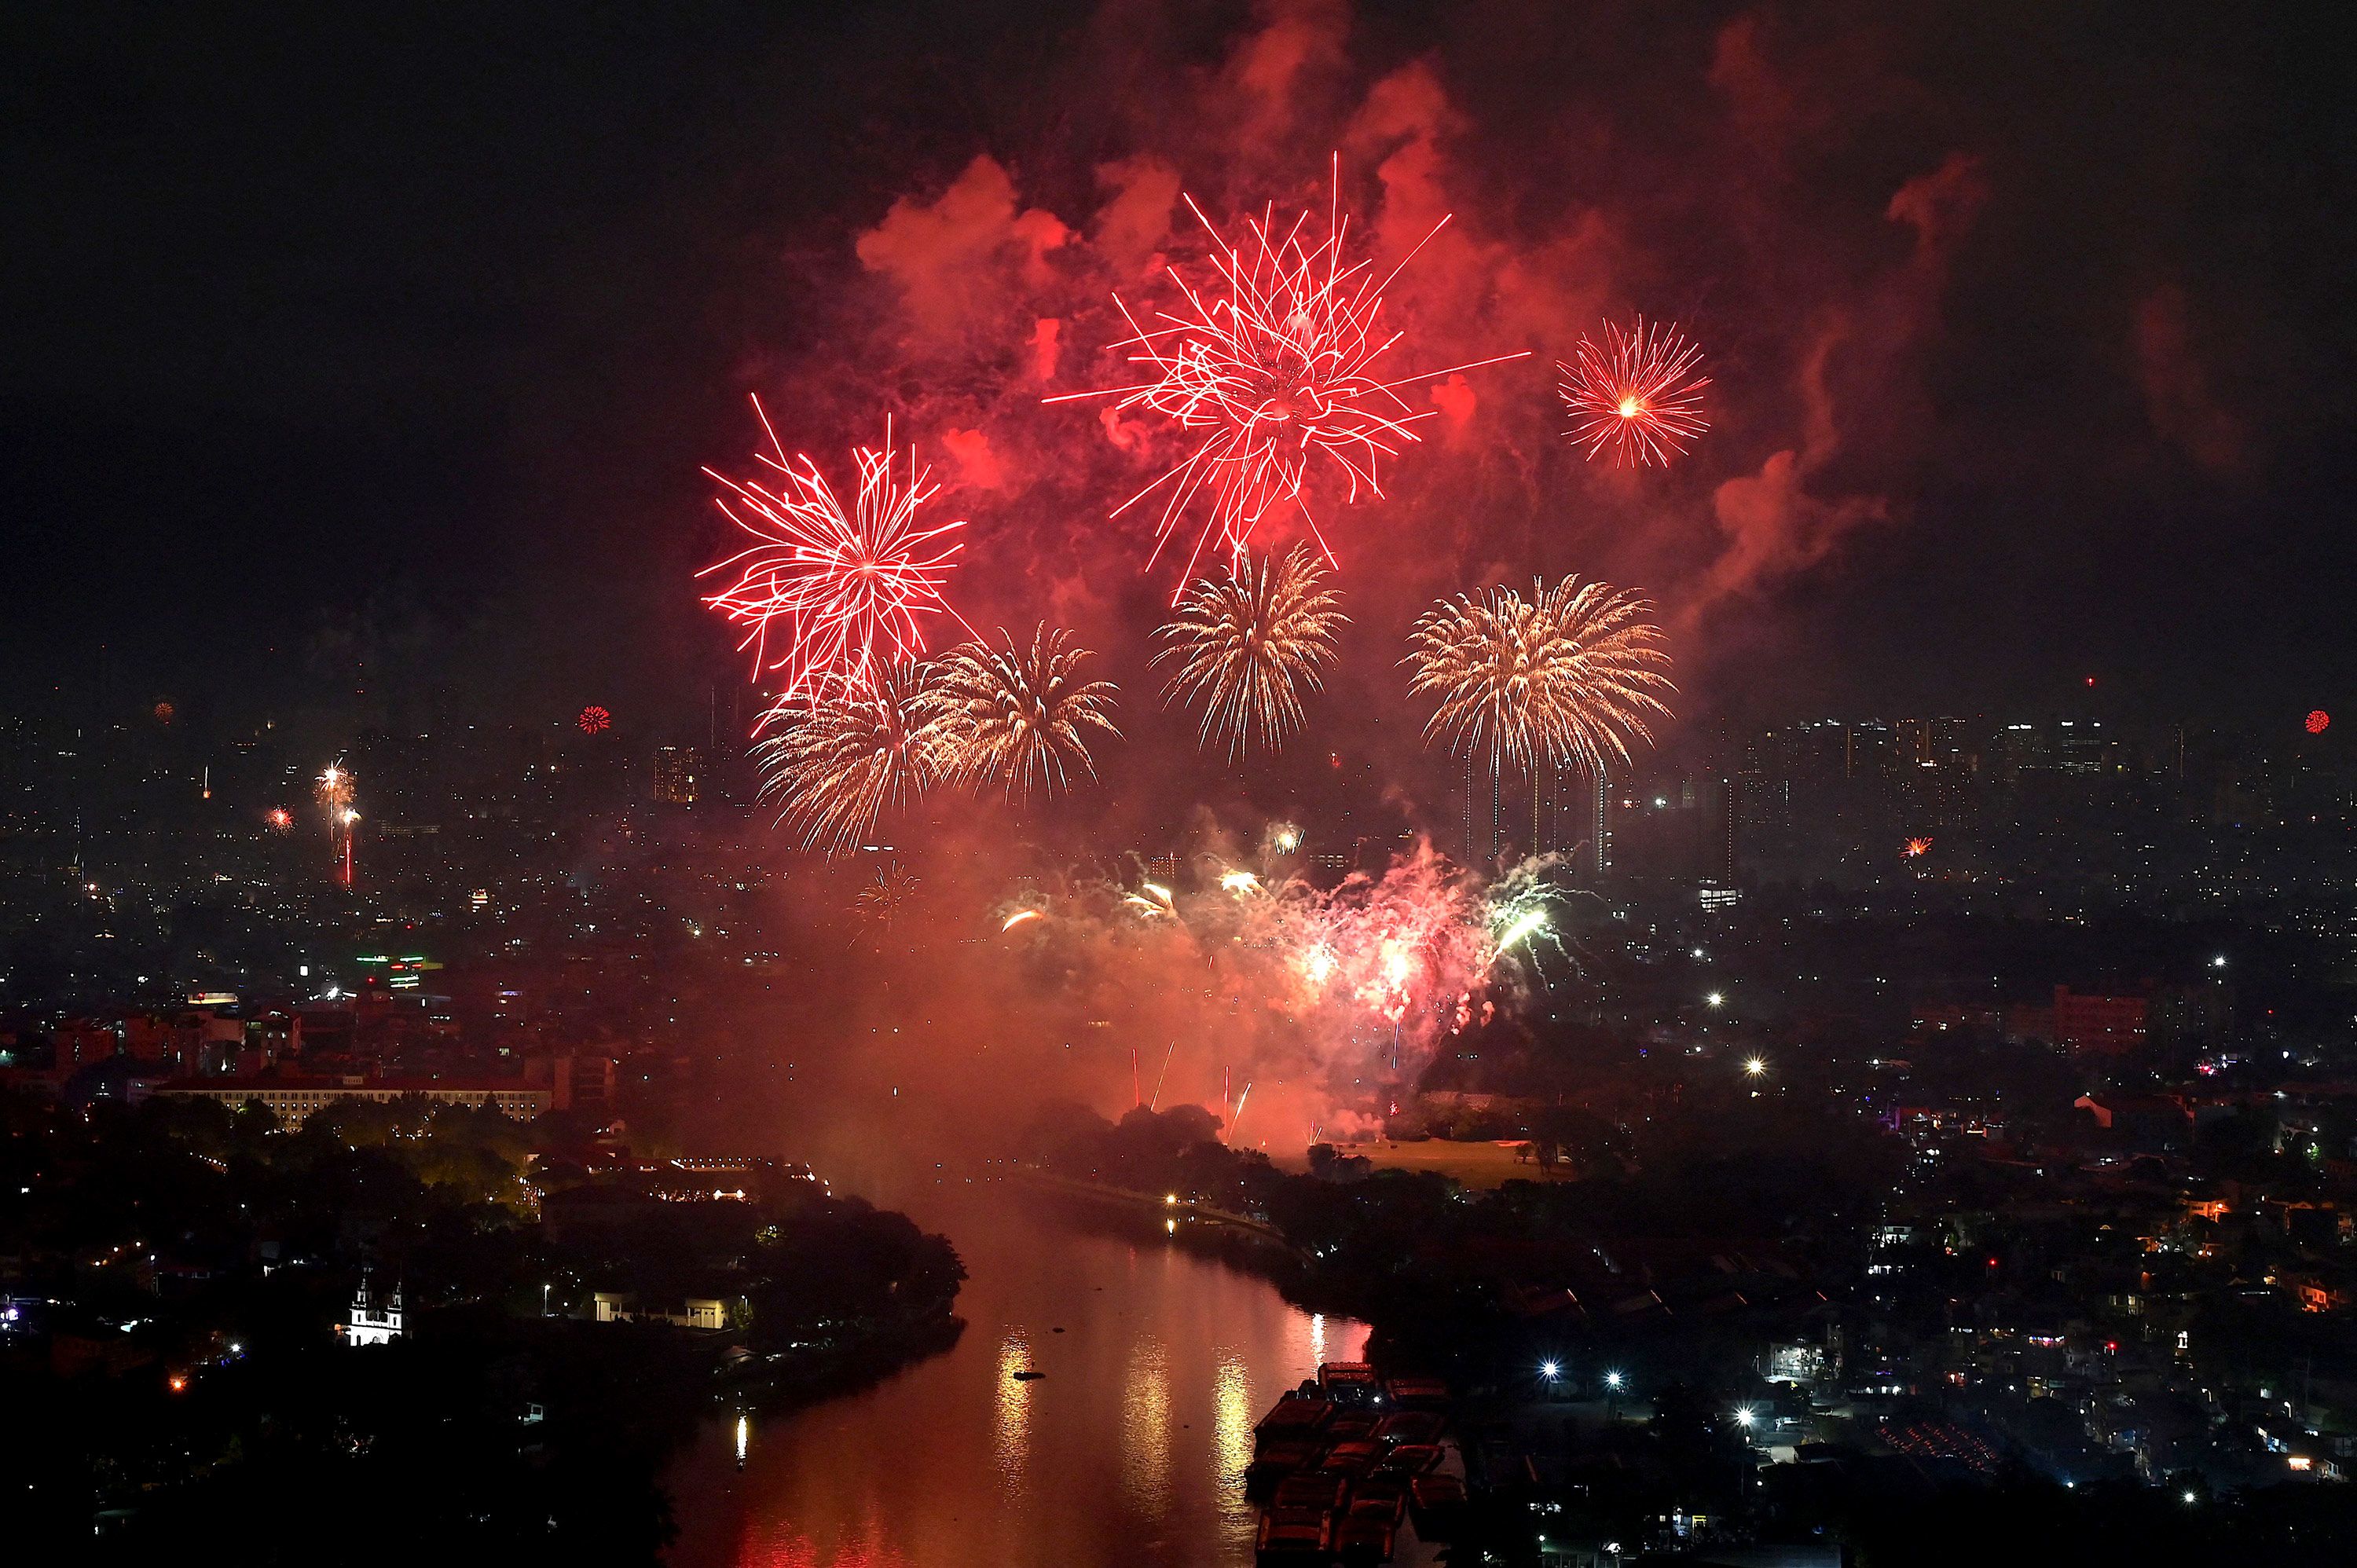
<box><xmin>662</xmin><ymin>1176</ymin><xmax>1368</xmax><ymax>1567</ymax></box>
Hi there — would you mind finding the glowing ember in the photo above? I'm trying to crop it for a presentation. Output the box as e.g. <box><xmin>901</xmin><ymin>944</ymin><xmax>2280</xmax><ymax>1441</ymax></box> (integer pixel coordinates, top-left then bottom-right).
<box><xmin>1053</xmin><ymin>159</ymin><xmax>1526</xmax><ymax>590</ymax></box>
<box><xmin>1557</xmin><ymin>316</ymin><xmax>1710</xmax><ymax>467</ymax></box>
<box><xmin>577</xmin><ymin>704</ymin><xmax>611</xmax><ymax>735</ymax></box>
<box><xmin>700</xmin><ymin>399</ymin><xmax>971</xmax><ymax>699</ymax></box>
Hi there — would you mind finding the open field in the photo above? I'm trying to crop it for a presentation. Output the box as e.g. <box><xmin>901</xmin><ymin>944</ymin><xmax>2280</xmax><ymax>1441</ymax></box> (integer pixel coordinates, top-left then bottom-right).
<box><xmin>1273</xmin><ymin>1138</ymin><xmax>1568</xmax><ymax>1189</ymax></box>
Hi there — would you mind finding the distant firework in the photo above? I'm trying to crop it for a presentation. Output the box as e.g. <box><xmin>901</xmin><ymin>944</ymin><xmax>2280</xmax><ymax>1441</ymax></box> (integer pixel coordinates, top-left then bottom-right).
<box><xmin>2308</xmin><ymin>709</ymin><xmax>2331</xmax><ymax>735</ymax></box>
<box><xmin>929</xmin><ymin>628</ymin><xmax>1120</xmax><ymax>798</ymax></box>
<box><xmin>1050</xmin><ymin>159</ymin><xmax>1526</xmax><ymax>589</ymax></box>
<box><xmin>1557</xmin><ymin>317</ymin><xmax>1710</xmax><ymax>467</ymax></box>
<box><xmin>316</xmin><ymin>763</ymin><xmax>357</xmax><ymax>887</ymax></box>
<box><xmin>756</xmin><ymin>659</ymin><xmax>946</xmax><ymax>856</ymax></box>
<box><xmin>152</xmin><ymin>701</ymin><xmax>175</xmax><ymax>725</ymax></box>
<box><xmin>1408</xmin><ymin>577</ymin><xmax>1674</xmax><ymax>776</ymax></box>
<box><xmin>1903</xmin><ymin>836</ymin><xmax>1934</xmax><ymax>857</ymax></box>
<box><xmin>577</xmin><ymin>705</ymin><xmax>611</xmax><ymax>735</ymax></box>
<box><xmin>856</xmin><ymin>862</ymin><xmax>920</xmax><ymax>926</ymax></box>
<box><xmin>700</xmin><ymin>400</ymin><xmax>971</xmax><ymax>698</ymax></box>
<box><xmin>1156</xmin><ymin>544</ymin><xmax>1346</xmax><ymax>757</ymax></box>
<box><xmin>265</xmin><ymin>807</ymin><xmax>293</xmax><ymax>833</ymax></box>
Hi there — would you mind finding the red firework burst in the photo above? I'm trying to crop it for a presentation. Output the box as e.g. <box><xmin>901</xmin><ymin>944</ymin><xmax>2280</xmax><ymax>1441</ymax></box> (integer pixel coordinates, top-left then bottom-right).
<box><xmin>1557</xmin><ymin>316</ymin><xmax>1710</xmax><ymax>467</ymax></box>
<box><xmin>2308</xmin><ymin>710</ymin><xmax>2331</xmax><ymax>735</ymax></box>
<box><xmin>265</xmin><ymin>807</ymin><xmax>293</xmax><ymax>833</ymax></box>
<box><xmin>1903</xmin><ymin>836</ymin><xmax>1934</xmax><ymax>858</ymax></box>
<box><xmin>699</xmin><ymin>399</ymin><xmax>972</xmax><ymax>699</ymax></box>
<box><xmin>1052</xmin><ymin>158</ymin><xmax>1525</xmax><ymax>593</ymax></box>
<box><xmin>577</xmin><ymin>705</ymin><xmax>611</xmax><ymax>735</ymax></box>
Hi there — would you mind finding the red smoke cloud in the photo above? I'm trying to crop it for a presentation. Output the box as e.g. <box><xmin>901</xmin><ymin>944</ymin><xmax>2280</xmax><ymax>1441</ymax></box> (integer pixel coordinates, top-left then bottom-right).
<box><xmin>2134</xmin><ymin>284</ymin><xmax>2245</xmax><ymax>474</ymax></box>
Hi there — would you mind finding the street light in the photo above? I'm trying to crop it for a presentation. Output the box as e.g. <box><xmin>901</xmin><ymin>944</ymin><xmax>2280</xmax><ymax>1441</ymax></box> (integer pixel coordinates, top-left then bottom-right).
<box><xmin>1541</xmin><ymin>1361</ymin><xmax>1560</xmax><ymax>1380</ymax></box>
<box><xmin>1733</xmin><ymin>1406</ymin><xmax>1757</xmax><ymax>1430</ymax></box>
<box><xmin>1743</xmin><ymin>1057</ymin><xmax>1767</xmax><ymax>1078</ymax></box>
<box><xmin>1706</xmin><ymin>992</ymin><xmax>1725</xmax><ymax>1008</ymax></box>
<box><xmin>1604</xmin><ymin>1371</ymin><xmax>1624</xmax><ymax>1390</ymax></box>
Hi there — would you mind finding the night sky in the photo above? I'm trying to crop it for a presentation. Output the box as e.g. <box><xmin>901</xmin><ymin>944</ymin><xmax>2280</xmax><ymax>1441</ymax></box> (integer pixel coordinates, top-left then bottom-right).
<box><xmin>9</xmin><ymin>1</ymin><xmax>2353</xmax><ymax>764</ymax></box>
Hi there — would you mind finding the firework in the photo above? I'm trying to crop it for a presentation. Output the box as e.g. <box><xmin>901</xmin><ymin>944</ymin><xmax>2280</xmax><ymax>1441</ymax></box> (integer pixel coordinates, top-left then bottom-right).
<box><xmin>577</xmin><ymin>704</ymin><xmax>611</xmax><ymax>735</ymax></box>
<box><xmin>755</xmin><ymin>658</ymin><xmax>947</xmax><ymax>856</ymax></box>
<box><xmin>1902</xmin><ymin>836</ymin><xmax>1934</xmax><ymax>858</ymax></box>
<box><xmin>1269</xmin><ymin>822</ymin><xmax>1303</xmax><ymax>855</ymax></box>
<box><xmin>1050</xmin><ymin>159</ymin><xmax>1526</xmax><ymax>588</ymax></box>
<box><xmin>316</xmin><ymin>763</ymin><xmax>357</xmax><ymax>886</ymax></box>
<box><xmin>926</xmin><ymin>627</ymin><xmax>1121</xmax><ymax>798</ymax></box>
<box><xmin>265</xmin><ymin>807</ymin><xmax>293</xmax><ymax>833</ymax></box>
<box><xmin>699</xmin><ymin>400</ymin><xmax>971</xmax><ymax>698</ymax></box>
<box><xmin>1001</xmin><ymin>907</ymin><xmax>1043</xmax><ymax>933</ymax></box>
<box><xmin>2307</xmin><ymin>710</ymin><xmax>2331</xmax><ymax>735</ymax></box>
<box><xmin>856</xmin><ymin>862</ymin><xmax>921</xmax><ymax>925</ymax></box>
<box><xmin>1408</xmin><ymin>577</ymin><xmax>1674</xmax><ymax>777</ymax></box>
<box><xmin>1219</xmin><ymin>870</ymin><xmax>1263</xmax><ymax>895</ymax></box>
<box><xmin>1557</xmin><ymin>317</ymin><xmax>1710</xmax><ymax>467</ymax></box>
<box><xmin>1156</xmin><ymin>544</ymin><xmax>1346</xmax><ymax>756</ymax></box>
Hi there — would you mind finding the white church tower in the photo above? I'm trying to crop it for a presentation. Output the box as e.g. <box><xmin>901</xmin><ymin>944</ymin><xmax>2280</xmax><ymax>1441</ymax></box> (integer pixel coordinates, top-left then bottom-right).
<box><xmin>348</xmin><ymin>1272</ymin><xmax>404</xmax><ymax>1346</ymax></box>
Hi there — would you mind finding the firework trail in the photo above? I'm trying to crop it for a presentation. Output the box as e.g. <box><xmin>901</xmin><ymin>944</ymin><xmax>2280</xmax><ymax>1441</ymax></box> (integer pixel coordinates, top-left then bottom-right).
<box><xmin>1155</xmin><ymin>544</ymin><xmax>1346</xmax><ymax>757</ymax></box>
<box><xmin>700</xmin><ymin>399</ymin><xmax>972</xmax><ymax>698</ymax></box>
<box><xmin>1050</xmin><ymin>159</ymin><xmax>1527</xmax><ymax>591</ymax></box>
<box><xmin>1407</xmin><ymin>577</ymin><xmax>1674</xmax><ymax>777</ymax></box>
<box><xmin>927</xmin><ymin>626</ymin><xmax>1122</xmax><ymax>798</ymax></box>
<box><xmin>1557</xmin><ymin>317</ymin><xmax>1710</xmax><ymax>467</ymax></box>
<box><xmin>316</xmin><ymin>762</ymin><xmax>357</xmax><ymax>886</ymax></box>
<box><xmin>755</xmin><ymin>658</ymin><xmax>947</xmax><ymax>856</ymax></box>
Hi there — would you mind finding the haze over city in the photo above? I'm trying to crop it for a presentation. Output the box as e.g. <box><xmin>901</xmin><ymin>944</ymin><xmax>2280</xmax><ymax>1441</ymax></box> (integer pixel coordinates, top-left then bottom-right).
<box><xmin>6</xmin><ymin>3</ymin><xmax>2355</xmax><ymax>1566</ymax></box>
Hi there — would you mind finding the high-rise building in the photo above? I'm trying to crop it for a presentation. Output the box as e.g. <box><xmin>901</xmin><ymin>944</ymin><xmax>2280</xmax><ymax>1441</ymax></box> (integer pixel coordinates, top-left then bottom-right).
<box><xmin>653</xmin><ymin>746</ymin><xmax>702</xmax><ymax>804</ymax></box>
<box><xmin>1590</xmin><ymin>770</ymin><xmax>1611</xmax><ymax>877</ymax></box>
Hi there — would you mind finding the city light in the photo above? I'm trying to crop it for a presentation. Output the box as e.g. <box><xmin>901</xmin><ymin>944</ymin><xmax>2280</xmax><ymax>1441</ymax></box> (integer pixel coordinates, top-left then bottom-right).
<box><xmin>1540</xmin><ymin>1361</ymin><xmax>1560</xmax><ymax>1379</ymax></box>
<box><xmin>1733</xmin><ymin>1407</ymin><xmax>1756</xmax><ymax>1429</ymax></box>
<box><xmin>1743</xmin><ymin>1057</ymin><xmax>1767</xmax><ymax>1077</ymax></box>
<box><xmin>1706</xmin><ymin>992</ymin><xmax>1725</xmax><ymax>1008</ymax></box>
<box><xmin>2212</xmin><ymin>954</ymin><xmax>2227</xmax><ymax>969</ymax></box>
<box><xmin>1604</xmin><ymin>1371</ymin><xmax>1624</xmax><ymax>1390</ymax></box>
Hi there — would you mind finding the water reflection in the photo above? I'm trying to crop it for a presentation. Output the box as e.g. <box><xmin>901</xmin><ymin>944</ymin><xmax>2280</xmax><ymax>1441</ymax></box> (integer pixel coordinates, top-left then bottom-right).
<box><xmin>993</xmin><ymin>1331</ymin><xmax>1032</xmax><ymax>1493</ymax></box>
<box><xmin>664</xmin><ymin>1189</ymin><xmax>1369</xmax><ymax>1568</ymax></box>
<box><xmin>1120</xmin><ymin>1336</ymin><xmax>1171</xmax><ymax>1518</ymax></box>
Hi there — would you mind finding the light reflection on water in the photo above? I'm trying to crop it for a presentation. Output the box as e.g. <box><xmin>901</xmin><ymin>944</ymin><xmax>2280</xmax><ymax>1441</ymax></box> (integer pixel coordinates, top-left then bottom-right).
<box><xmin>993</xmin><ymin>1330</ymin><xmax>1032</xmax><ymax>1494</ymax></box>
<box><xmin>664</xmin><ymin>1188</ymin><xmax>1369</xmax><ymax>1568</ymax></box>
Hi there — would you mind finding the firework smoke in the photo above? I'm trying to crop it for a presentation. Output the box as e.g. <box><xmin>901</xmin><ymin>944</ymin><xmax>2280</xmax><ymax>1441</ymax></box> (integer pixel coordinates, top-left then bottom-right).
<box><xmin>1155</xmin><ymin>543</ymin><xmax>1346</xmax><ymax>757</ymax></box>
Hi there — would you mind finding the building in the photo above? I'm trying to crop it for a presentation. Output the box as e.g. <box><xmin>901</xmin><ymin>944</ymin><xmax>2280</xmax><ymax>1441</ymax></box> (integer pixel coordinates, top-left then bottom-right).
<box><xmin>347</xmin><ymin>1274</ymin><xmax>403</xmax><ymax>1346</ymax></box>
<box><xmin>652</xmin><ymin>746</ymin><xmax>702</xmax><ymax>804</ymax></box>
<box><xmin>591</xmin><ymin>1291</ymin><xmax>729</xmax><ymax>1330</ymax></box>
<box><xmin>2052</xmin><ymin>987</ymin><xmax>2149</xmax><ymax>1054</ymax></box>
<box><xmin>147</xmin><ymin>1074</ymin><xmax>552</xmax><ymax>1127</ymax></box>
